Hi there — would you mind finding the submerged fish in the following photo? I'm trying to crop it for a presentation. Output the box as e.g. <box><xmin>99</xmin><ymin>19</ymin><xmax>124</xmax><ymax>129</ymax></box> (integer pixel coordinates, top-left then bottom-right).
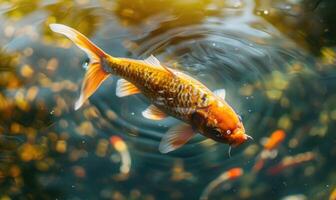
<box><xmin>110</xmin><ymin>136</ymin><xmax>131</xmax><ymax>176</ymax></box>
<box><xmin>267</xmin><ymin>152</ymin><xmax>315</xmax><ymax>175</ymax></box>
<box><xmin>200</xmin><ymin>167</ymin><xmax>243</xmax><ymax>200</ymax></box>
<box><xmin>253</xmin><ymin>130</ymin><xmax>286</xmax><ymax>172</ymax></box>
<box><xmin>263</xmin><ymin>129</ymin><xmax>286</xmax><ymax>151</ymax></box>
<box><xmin>50</xmin><ymin>24</ymin><xmax>252</xmax><ymax>153</ymax></box>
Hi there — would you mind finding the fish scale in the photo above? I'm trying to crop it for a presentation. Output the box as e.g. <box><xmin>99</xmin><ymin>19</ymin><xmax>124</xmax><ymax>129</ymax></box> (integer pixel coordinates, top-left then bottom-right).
<box><xmin>106</xmin><ymin>57</ymin><xmax>213</xmax><ymax>122</ymax></box>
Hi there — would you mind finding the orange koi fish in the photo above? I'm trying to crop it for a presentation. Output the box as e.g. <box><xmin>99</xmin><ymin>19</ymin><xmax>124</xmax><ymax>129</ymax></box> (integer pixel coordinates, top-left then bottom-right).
<box><xmin>200</xmin><ymin>167</ymin><xmax>243</xmax><ymax>200</ymax></box>
<box><xmin>253</xmin><ymin>129</ymin><xmax>286</xmax><ymax>172</ymax></box>
<box><xmin>225</xmin><ymin>167</ymin><xmax>243</xmax><ymax>180</ymax></box>
<box><xmin>263</xmin><ymin>130</ymin><xmax>286</xmax><ymax>151</ymax></box>
<box><xmin>267</xmin><ymin>152</ymin><xmax>315</xmax><ymax>175</ymax></box>
<box><xmin>50</xmin><ymin>24</ymin><xmax>252</xmax><ymax>153</ymax></box>
<box><xmin>110</xmin><ymin>136</ymin><xmax>131</xmax><ymax>175</ymax></box>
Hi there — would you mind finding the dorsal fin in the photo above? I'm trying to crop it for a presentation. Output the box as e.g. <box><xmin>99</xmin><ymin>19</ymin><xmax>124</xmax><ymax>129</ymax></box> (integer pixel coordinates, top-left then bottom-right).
<box><xmin>213</xmin><ymin>89</ymin><xmax>226</xmax><ymax>100</ymax></box>
<box><xmin>143</xmin><ymin>55</ymin><xmax>176</xmax><ymax>76</ymax></box>
<box><xmin>144</xmin><ymin>55</ymin><xmax>161</xmax><ymax>66</ymax></box>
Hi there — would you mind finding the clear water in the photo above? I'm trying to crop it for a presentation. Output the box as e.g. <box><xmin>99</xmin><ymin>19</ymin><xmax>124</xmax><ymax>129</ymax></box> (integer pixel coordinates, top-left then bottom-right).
<box><xmin>0</xmin><ymin>0</ymin><xmax>335</xmax><ymax>199</ymax></box>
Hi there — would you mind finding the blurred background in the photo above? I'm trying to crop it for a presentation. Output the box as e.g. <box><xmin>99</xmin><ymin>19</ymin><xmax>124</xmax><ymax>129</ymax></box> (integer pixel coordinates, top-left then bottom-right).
<box><xmin>0</xmin><ymin>0</ymin><xmax>335</xmax><ymax>199</ymax></box>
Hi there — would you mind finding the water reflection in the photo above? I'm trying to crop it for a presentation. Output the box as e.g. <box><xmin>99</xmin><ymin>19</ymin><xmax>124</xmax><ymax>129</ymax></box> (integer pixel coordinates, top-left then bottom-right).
<box><xmin>0</xmin><ymin>0</ymin><xmax>335</xmax><ymax>199</ymax></box>
<box><xmin>255</xmin><ymin>0</ymin><xmax>336</xmax><ymax>54</ymax></box>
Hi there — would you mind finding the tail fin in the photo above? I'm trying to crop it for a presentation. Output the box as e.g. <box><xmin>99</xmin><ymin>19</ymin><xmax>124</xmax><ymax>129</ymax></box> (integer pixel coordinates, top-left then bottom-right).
<box><xmin>49</xmin><ymin>23</ymin><xmax>110</xmax><ymax>110</ymax></box>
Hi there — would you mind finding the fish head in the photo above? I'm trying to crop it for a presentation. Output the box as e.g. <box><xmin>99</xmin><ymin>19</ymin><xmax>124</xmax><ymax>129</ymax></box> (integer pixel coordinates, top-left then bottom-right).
<box><xmin>194</xmin><ymin>101</ymin><xmax>251</xmax><ymax>146</ymax></box>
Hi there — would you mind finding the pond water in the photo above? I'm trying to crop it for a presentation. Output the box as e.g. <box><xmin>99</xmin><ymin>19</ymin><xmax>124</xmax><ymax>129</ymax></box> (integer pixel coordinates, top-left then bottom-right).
<box><xmin>0</xmin><ymin>0</ymin><xmax>335</xmax><ymax>199</ymax></box>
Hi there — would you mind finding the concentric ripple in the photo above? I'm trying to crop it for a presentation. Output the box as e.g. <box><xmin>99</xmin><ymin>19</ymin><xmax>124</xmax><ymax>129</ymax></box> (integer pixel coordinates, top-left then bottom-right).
<box><xmin>92</xmin><ymin>0</ymin><xmax>314</xmax><ymax>169</ymax></box>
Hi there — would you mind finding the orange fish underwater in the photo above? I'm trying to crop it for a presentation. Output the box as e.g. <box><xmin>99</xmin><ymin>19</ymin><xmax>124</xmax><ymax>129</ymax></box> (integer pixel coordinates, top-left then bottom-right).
<box><xmin>50</xmin><ymin>24</ymin><xmax>252</xmax><ymax>153</ymax></box>
<box><xmin>263</xmin><ymin>130</ymin><xmax>286</xmax><ymax>151</ymax></box>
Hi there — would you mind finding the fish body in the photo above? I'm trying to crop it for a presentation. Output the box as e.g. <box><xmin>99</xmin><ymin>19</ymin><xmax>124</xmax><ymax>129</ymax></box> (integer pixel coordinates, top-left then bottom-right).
<box><xmin>253</xmin><ymin>130</ymin><xmax>286</xmax><ymax>172</ymax></box>
<box><xmin>103</xmin><ymin>57</ymin><xmax>212</xmax><ymax>122</ymax></box>
<box><xmin>50</xmin><ymin>24</ymin><xmax>251</xmax><ymax>153</ymax></box>
<box><xmin>200</xmin><ymin>167</ymin><xmax>243</xmax><ymax>200</ymax></box>
<box><xmin>267</xmin><ymin>152</ymin><xmax>315</xmax><ymax>175</ymax></box>
<box><xmin>263</xmin><ymin>130</ymin><xmax>286</xmax><ymax>151</ymax></box>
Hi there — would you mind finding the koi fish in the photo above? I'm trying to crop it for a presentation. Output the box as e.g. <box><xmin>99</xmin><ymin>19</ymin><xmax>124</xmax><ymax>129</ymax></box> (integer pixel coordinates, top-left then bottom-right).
<box><xmin>200</xmin><ymin>167</ymin><xmax>243</xmax><ymax>200</ymax></box>
<box><xmin>253</xmin><ymin>130</ymin><xmax>286</xmax><ymax>172</ymax></box>
<box><xmin>267</xmin><ymin>152</ymin><xmax>315</xmax><ymax>175</ymax></box>
<box><xmin>110</xmin><ymin>136</ymin><xmax>131</xmax><ymax>175</ymax></box>
<box><xmin>49</xmin><ymin>24</ymin><xmax>252</xmax><ymax>153</ymax></box>
<box><xmin>263</xmin><ymin>129</ymin><xmax>286</xmax><ymax>151</ymax></box>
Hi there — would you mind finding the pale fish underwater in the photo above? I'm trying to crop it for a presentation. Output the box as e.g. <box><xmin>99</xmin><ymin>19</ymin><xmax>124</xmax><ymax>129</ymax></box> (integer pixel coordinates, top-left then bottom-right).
<box><xmin>49</xmin><ymin>23</ymin><xmax>252</xmax><ymax>154</ymax></box>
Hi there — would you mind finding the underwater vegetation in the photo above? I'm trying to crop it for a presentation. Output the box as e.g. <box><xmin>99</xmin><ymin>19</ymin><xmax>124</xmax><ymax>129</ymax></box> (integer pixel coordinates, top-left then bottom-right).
<box><xmin>0</xmin><ymin>0</ymin><xmax>335</xmax><ymax>199</ymax></box>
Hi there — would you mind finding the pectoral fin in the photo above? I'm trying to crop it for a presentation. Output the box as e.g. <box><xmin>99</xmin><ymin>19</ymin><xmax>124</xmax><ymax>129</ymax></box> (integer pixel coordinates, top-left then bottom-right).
<box><xmin>142</xmin><ymin>105</ymin><xmax>167</xmax><ymax>120</ymax></box>
<box><xmin>159</xmin><ymin>123</ymin><xmax>195</xmax><ymax>153</ymax></box>
<box><xmin>116</xmin><ymin>79</ymin><xmax>141</xmax><ymax>97</ymax></box>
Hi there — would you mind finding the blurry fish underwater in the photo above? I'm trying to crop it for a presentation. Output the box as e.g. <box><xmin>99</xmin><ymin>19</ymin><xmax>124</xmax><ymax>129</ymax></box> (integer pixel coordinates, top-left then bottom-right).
<box><xmin>49</xmin><ymin>24</ymin><xmax>252</xmax><ymax>153</ymax></box>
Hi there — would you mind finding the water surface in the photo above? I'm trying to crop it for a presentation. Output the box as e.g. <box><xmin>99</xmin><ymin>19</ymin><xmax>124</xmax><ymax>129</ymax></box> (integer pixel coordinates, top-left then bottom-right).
<box><xmin>0</xmin><ymin>0</ymin><xmax>335</xmax><ymax>199</ymax></box>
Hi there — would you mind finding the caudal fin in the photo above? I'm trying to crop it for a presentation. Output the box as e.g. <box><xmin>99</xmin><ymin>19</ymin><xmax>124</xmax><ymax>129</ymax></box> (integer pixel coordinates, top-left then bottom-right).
<box><xmin>49</xmin><ymin>23</ymin><xmax>110</xmax><ymax>110</ymax></box>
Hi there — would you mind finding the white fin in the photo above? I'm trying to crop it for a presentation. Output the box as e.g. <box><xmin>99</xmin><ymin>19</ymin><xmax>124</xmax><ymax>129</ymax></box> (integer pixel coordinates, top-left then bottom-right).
<box><xmin>142</xmin><ymin>105</ymin><xmax>167</xmax><ymax>120</ymax></box>
<box><xmin>116</xmin><ymin>79</ymin><xmax>141</xmax><ymax>97</ymax></box>
<box><xmin>144</xmin><ymin>55</ymin><xmax>175</xmax><ymax>76</ymax></box>
<box><xmin>159</xmin><ymin>124</ymin><xmax>195</xmax><ymax>153</ymax></box>
<box><xmin>213</xmin><ymin>89</ymin><xmax>226</xmax><ymax>100</ymax></box>
<box><xmin>144</xmin><ymin>55</ymin><xmax>161</xmax><ymax>66</ymax></box>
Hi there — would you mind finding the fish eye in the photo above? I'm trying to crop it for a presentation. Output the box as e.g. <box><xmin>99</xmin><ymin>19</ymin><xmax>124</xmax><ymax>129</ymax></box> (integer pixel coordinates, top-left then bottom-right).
<box><xmin>210</xmin><ymin>128</ymin><xmax>222</xmax><ymax>137</ymax></box>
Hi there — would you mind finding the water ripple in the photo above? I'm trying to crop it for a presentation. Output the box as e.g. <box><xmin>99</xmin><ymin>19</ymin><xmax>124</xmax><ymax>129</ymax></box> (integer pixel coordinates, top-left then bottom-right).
<box><xmin>92</xmin><ymin>0</ymin><xmax>312</xmax><ymax>170</ymax></box>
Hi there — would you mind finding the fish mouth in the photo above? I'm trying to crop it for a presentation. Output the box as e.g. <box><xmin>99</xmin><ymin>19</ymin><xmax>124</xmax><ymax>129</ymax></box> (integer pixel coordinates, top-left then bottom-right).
<box><xmin>228</xmin><ymin>130</ymin><xmax>253</xmax><ymax>146</ymax></box>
